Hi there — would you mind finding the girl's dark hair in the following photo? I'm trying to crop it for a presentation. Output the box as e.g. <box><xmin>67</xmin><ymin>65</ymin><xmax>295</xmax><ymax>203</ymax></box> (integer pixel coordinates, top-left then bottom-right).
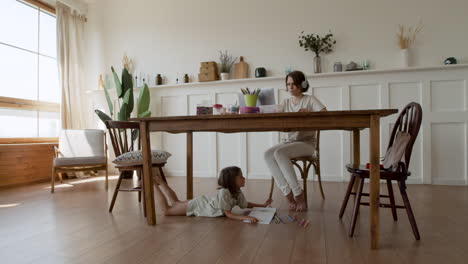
<box><xmin>218</xmin><ymin>166</ymin><xmax>242</xmax><ymax>197</ymax></box>
<box><xmin>285</xmin><ymin>70</ymin><xmax>309</xmax><ymax>92</ymax></box>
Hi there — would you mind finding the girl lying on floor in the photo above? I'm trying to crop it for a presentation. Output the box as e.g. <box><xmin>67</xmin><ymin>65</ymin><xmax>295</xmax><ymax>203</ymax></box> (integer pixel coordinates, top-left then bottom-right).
<box><xmin>154</xmin><ymin>166</ymin><xmax>272</xmax><ymax>223</ymax></box>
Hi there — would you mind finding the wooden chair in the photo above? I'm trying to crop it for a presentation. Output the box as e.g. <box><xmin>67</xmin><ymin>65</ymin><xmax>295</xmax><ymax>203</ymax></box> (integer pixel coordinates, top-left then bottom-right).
<box><xmin>269</xmin><ymin>131</ymin><xmax>325</xmax><ymax>206</ymax></box>
<box><xmin>105</xmin><ymin>120</ymin><xmax>168</xmax><ymax>214</ymax></box>
<box><xmin>51</xmin><ymin>129</ymin><xmax>108</xmax><ymax>193</ymax></box>
<box><xmin>339</xmin><ymin>102</ymin><xmax>422</xmax><ymax>240</ymax></box>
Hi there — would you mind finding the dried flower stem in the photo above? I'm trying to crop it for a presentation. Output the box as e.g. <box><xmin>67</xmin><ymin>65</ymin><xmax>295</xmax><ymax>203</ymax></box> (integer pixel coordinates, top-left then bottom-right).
<box><xmin>396</xmin><ymin>22</ymin><xmax>424</xmax><ymax>49</ymax></box>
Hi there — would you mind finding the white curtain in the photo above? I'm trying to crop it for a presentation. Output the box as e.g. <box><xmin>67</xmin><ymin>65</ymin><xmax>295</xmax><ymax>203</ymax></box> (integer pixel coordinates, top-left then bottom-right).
<box><xmin>56</xmin><ymin>1</ymin><xmax>86</xmax><ymax>129</ymax></box>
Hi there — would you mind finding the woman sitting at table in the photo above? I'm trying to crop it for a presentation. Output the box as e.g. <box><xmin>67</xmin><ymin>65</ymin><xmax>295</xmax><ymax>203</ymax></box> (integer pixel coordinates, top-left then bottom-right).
<box><xmin>264</xmin><ymin>70</ymin><xmax>327</xmax><ymax>212</ymax></box>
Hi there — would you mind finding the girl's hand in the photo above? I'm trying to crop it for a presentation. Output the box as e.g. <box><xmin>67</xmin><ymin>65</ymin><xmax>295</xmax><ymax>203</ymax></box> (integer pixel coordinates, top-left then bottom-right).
<box><xmin>264</xmin><ymin>198</ymin><xmax>273</xmax><ymax>207</ymax></box>
<box><xmin>244</xmin><ymin>216</ymin><xmax>258</xmax><ymax>223</ymax></box>
<box><xmin>298</xmin><ymin>108</ymin><xmax>309</xmax><ymax>112</ymax></box>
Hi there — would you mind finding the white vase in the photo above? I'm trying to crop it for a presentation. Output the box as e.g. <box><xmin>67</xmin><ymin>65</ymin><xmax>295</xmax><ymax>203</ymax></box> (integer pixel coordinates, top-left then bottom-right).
<box><xmin>220</xmin><ymin>73</ymin><xmax>229</xmax><ymax>80</ymax></box>
<box><xmin>400</xmin><ymin>49</ymin><xmax>411</xmax><ymax>67</ymax></box>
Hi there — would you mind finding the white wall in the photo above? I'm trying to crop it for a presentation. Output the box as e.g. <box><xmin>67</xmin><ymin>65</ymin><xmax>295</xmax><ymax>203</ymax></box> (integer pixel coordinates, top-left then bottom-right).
<box><xmin>83</xmin><ymin>0</ymin><xmax>468</xmax><ymax>91</ymax></box>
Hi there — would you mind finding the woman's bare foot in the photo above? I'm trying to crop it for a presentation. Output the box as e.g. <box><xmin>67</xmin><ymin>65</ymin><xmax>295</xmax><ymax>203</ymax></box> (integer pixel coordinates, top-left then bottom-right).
<box><xmin>294</xmin><ymin>191</ymin><xmax>307</xmax><ymax>212</ymax></box>
<box><xmin>286</xmin><ymin>192</ymin><xmax>297</xmax><ymax>210</ymax></box>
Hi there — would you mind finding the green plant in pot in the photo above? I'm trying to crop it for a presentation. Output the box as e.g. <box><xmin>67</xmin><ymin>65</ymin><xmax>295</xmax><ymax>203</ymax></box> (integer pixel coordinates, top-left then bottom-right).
<box><xmin>95</xmin><ymin>63</ymin><xmax>151</xmax><ymax>178</ymax></box>
<box><xmin>298</xmin><ymin>31</ymin><xmax>336</xmax><ymax>73</ymax></box>
<box><xmin>218</xmin><ymin>50</ymin><xmax>236</xmax><ymax>80</ymax></box>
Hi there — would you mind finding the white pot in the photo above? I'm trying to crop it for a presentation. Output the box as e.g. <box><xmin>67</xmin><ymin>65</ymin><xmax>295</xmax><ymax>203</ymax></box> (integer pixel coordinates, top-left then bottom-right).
<box><xmin>400</xmin><ymin>49</ymin><xmax>411</xmax><ymax>67</ymax></box>
<box><xmin>220</xmin><ymin>73</ymin><xmax>230</xmax><ymax>80</ymax></box>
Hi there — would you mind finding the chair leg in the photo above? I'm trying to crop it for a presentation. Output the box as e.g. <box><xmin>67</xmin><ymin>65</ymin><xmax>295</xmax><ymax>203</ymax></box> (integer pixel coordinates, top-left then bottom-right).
<box><xmin>105</xmin><ymin>167</ymin><xmax>109</xmax><ymax>191</ymax></box>
<box><xmin>58</xmin><ymin>172</ymin><xmax>63</xmax><ymax>183</ymax></box>
<box><xmin>339</xmin><ymin>174</ymin><xmax>356</xmax><ymax>219</ymax></box>
<box><xmin>141</xmin><ymin>168</ymin><xmax>146</xmax><ymax>218</ymax></box>
<box><xmin>297</xmin><ymin>160</ymin><xmax>306</xmax><ymax>208</ymax></box>
<box><xmin>302</xmin><ymin>174</ymin><xmax>308</xmax><ymax>208</ymax></box>
<box><xmin>51</xmin><ymin>167</ymin><xmax>56</xmax><ymax>193</ymax></box>
<box><xmin>268</xmin><ymin>177</ymin><xmax>275</xmax><ymax>200</ymax></box>
<box><xmin>349</xmin><ymin>177</ymin><xmax>365</xmax><ymax>237</ymax></box>
<box><xmin>314</xmin><ymin>161</ymin><xmax>325</xmax><ymax>200</ymax></box>
<box><xmin>137</xmin><ymin>170</ymin><xmax>142</xmax><ymax>203</ymax></box>
<box><xmin>398</xmin><ymin>180</ymin><xmax>421</xmax><ymax>240</ymax></box>
<box><xmin>387</xmin><ymin>179</ymin><xmax>398</xmax><ymax>221</ymax></box>
<box><xmin>109</xmin><ymin>172</ymin><xmax>124</xmax><ymax>213</ymax></box>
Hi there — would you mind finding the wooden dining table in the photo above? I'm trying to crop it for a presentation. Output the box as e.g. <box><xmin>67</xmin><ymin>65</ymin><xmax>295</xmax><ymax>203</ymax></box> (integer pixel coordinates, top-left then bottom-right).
<box><xmin>132</xmin><ymin>109</ymin><xmax>397</xmax><ymax>249</ymax></box>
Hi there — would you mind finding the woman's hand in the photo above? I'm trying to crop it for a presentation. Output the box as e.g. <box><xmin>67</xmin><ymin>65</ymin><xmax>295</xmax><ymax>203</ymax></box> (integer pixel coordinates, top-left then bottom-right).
<box><xmin>263</xmin><ymin>198</ymin><xmax>273</xmax><ymax>207</ymax></box>
<box><xmin>298</xmin><ymin>108</ymin><xmax>309</xmax><ymax>112</ymax></box>
<box><xmin>243</xmin><ymin>216</ymin><xmax>258</xmax><ymax>223</ymax></box>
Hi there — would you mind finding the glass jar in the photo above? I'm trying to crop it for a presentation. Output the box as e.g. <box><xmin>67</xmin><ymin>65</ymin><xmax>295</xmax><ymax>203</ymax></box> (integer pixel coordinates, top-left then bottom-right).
<box><xmin>333</xmin><ymin>62</ymin><xmax>343</xmax><ymax>72</ymax></box>
<box><xmin>213</xmin><ymin>104</ymin><xmax>223</xmax><ymax>115</ymax></box>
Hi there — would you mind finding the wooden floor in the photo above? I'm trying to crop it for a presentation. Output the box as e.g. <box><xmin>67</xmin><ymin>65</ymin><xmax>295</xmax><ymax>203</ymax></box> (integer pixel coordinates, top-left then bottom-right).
<box><xmin>1</xmin><ymin>176</ymin><xmax>468</xmax><ymax>264</ymax></box>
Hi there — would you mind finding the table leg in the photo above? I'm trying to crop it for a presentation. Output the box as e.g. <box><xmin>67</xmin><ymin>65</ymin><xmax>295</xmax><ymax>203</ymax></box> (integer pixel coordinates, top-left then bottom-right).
<box><xmin>352</xmin><ymin>129</ymin><xmax>361</xmax><ymax>193</ymax></box>
<box><xmin>141</xmin><ymin>121</ymin><xmax>156</xmax><ymax>225</ymax></box>
<box><xmin>369</xmin><ymin>115</ymin><xmax>380</xmax><ymax>249</ymax></box>
<box><xmin>187</xmin><ymin>132</ymin><xmax>193</xmax><ymax>199</ymax></box>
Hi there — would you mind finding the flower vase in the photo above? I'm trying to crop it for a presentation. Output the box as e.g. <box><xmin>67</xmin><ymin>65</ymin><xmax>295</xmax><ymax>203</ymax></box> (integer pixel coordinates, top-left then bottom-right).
<box><xmin>400</xmin><ymin>49</ymin><xmax>411</xmax><ymax>67</ymax></box>
<box><xmin>220</xmin><ymin>73</ymin><xmax>229</xmax><ymax>80</ymax></box>
<box><xmin>313</xmin><ymin>56</ymin><xmax>322</xmax><ymax>73</ymax></box>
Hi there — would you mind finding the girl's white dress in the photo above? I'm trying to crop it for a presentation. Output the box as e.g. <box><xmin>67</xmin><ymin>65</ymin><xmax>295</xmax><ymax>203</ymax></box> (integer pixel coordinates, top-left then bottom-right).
<box><xmin>186</xmin><ymin>188</ymin><xmax>248</xmax><ymax>217</ymax></box>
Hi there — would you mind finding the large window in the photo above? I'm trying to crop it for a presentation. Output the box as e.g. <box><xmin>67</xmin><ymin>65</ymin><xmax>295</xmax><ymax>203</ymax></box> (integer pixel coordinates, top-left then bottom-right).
<box><xmin>0</xmin><ymin>0</ymin><xmax>60</xmax><ymax>140</ymax></box>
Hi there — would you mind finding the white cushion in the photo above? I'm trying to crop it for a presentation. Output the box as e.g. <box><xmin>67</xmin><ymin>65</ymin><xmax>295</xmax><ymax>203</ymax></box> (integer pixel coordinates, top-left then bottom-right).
<box><xmin>59</xmin><ymin>129</ymin><xmax>105</xmax><ymax>158</ymax></box>
<box><xmin>112</xmin><ymin>150</ymin><xmax>172</xmax><ymax>166</ymax></box>
<box><xmin>54</xmin><ymin>156</ymin><xmax>106</xmax><ymax>167</ymax></box>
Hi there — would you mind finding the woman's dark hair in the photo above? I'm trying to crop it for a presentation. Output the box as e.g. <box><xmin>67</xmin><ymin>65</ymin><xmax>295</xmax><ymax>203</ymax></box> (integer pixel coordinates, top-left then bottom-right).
<box><xmin>285</xmin><ymin>70</ymin><xmax>309</xmax><ymax>92</ymax></box>
<box><xmin>218</xmin><ymin>166</ymin><xmax>242</xmax><ymax>197</ymax></box>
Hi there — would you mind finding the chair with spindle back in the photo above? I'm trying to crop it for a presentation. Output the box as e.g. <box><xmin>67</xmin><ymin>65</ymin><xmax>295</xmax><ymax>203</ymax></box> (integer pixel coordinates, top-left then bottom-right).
<box><xmin>268</xmin><ymin>130</ymin><xmax>325</xmax><ymax>207</ymax></box>
<box><xmin>339</xmin><ymin>102</ymin><xmax>422</xmax><ymax>240</ymax></box>
<box><xmin>105</xmin><ymin>120</ymin><xmax>169</xmax><ymax>214</ymax></box>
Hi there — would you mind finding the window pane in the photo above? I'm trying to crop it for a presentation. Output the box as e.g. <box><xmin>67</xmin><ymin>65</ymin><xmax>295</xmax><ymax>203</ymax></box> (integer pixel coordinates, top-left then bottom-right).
<box><xmin>0</xmin><ymin>1</ymin><xmax>38</xmax><ymax>52</ymax></box>
<box><xmin>0</xmin><ymin>44</ymin><xmax>38</xmax><ymax>100</ymax></box>
<box><xmin>39</xmin><ymin>11</ymin><xmax>56</xmax><ymax>58</ymax></box>
<box><xmin>0</xmin><ymin>108</ymin><xmax>37</xmax><ymax>138</ymax></box>
<box><xmin>39</xmin><ymin>111</ymin><xmax>60</xmax><ymax>137</ymax></box>
<box><xmin>39</xmin><ymin>55</ymin><xmax>60</xmax><ymax>103</ymax></box>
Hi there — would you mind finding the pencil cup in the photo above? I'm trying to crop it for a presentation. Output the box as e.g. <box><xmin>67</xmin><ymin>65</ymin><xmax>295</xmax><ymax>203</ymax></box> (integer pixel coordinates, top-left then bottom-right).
<box><xmin>244</xmin><ymin>95</ymin><xmax>258</xmax><ymax>107</ymax></box>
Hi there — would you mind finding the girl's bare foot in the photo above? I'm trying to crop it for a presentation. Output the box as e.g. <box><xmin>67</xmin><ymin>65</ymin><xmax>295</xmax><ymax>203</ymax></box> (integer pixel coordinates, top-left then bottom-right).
<box><xmin>294</xmin><ymin>191</ymin><xmax>307</xmax><ymax>212</ymax></box>
<box><xmin>286</xmin><ymin>192</ymin><xmax>297</xmax><ymax>210</ymax></box>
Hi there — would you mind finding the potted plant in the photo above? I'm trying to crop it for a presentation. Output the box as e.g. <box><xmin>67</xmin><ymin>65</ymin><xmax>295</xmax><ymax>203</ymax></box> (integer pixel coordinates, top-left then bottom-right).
<box><xmin>298</xmin><ymin>31</ymin><xmax>336</xmax><ymax>73</ymax></box>
<box><xmin>218</xmin><ymin>50</ymin><xmax>236</xmax><ymax>80</ymax></box>
<box><xmin>95</xmin><ymin>56</ymin><xmax>152</xmax><ymax>178</ymax></box>
<box><xmin>396</xmin><ymin>22</ymin><xmax>423</xmax><ymax>67</ymax></box>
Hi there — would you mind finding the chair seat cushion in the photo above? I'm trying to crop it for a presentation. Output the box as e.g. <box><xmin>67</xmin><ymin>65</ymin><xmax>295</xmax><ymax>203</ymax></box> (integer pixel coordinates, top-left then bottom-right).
<box><xmin>54</xmin><ymin>156</ymin><xmax>106</xmax><ymax>167</ymax></box>
<box><xmin>112</xmin><ymin>150</ymin><xmax>172</xmax><ymax>166</ymax></box>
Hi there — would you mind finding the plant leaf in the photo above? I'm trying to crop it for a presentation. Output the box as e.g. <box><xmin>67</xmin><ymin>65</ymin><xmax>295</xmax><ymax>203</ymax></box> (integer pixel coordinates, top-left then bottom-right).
<box><xmin>118</xmin><ymin>103</ymin><xmax>128</xmax><ymax>121</ymax></box>
<box><xmin>121</xmin><ymin>67</ymin><xmax>133</xmax><ymax>97</ymax></box>
<box><xmin>122</xmin><ymin>88</ymin><xmax>134</xmax><ymax>116</ymax></box>
<box><xmin>137</xmin><ymin>83</ymin><xmax>150</xmax><ymax>117</ymax></box>
<box><xmin>131</xmin><ymin>129</ymin><xmax>139</xmax><ymax>142</ymax></box>
<box><xmin>103</xmin><ymin>74</ymin><xmax>113</xmax><ymax>116</ymax></box>
<box><xmin>94</xmin><ymin>109</ymin><xmax>112</xmax><ymax>126</ymax></box>
<box><xmin>138</xmin><ymin>109</ymin><xmax>151</xmax><ymax>118</ymax></box>
<box><xmin>111</xmin><ymin>66</ymin><xmax>123</xmax><ymax>98</ymax></box>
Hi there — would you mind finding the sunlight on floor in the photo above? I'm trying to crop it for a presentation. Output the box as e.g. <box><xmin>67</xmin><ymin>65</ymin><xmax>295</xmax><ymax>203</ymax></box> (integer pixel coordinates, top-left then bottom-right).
<box><xmin>0</xmin><ymin>203</ymin><xmax>20</xmax><ymax>208</ymax></box>
<box><xmin>69</xmin><ymin>175</ymin><xmax>119</xmax><ymax>184</ymax></box>
<box><xmin>43</xmin><ymin>176</ymin><xmax>120</xmax><ymax>190</ymax></box>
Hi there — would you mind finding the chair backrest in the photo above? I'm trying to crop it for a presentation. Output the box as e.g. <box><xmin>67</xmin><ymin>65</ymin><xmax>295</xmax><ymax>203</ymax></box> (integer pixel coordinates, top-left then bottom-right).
<box><xmin>386</xmin><ymin>102</ymin><xmax>423</xmax><ymax>174</ymax></box>
<box><xmin>59</xmin><ymin>129</ymin><xmax>105</xmax><ymax>158</ymax></box>
<box><xmin>105</xmin><ymin>120</ymin><xmax>140</xmax><ymax>157</ymax></box>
